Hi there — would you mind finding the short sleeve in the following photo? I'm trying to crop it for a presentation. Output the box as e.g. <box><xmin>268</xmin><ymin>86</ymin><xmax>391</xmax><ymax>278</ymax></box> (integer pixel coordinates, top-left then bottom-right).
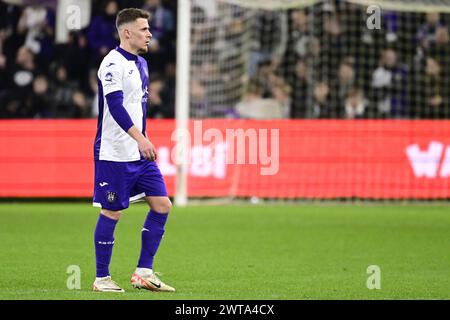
<box><xmin>99</xmin><ymin>61</ymin><xmax>123</xmax><ymax>96</ymax></box>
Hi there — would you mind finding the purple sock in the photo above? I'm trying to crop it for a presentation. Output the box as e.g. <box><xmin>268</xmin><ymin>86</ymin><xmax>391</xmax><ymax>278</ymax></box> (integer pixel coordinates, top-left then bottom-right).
<box><xmin>94</xmin><ymin>214</ymin><xmax>118</xmax><ymax>277</ymax></box>
<box><xmin>137</xmin><ymin>209</ymin><xmax>168</xmax><ymax>269</ymax></box>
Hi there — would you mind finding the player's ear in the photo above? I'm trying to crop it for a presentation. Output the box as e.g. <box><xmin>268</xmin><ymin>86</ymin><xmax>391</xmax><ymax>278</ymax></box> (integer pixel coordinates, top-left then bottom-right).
<box><xmin>119</xmin><ymin>25</ymin><xmax>130</xmax><ymax>39</ymax></box>
<box><xmin>124</xmin><ymin>28</ymin><xmax>131</xmax><ymax>39</ymax></box>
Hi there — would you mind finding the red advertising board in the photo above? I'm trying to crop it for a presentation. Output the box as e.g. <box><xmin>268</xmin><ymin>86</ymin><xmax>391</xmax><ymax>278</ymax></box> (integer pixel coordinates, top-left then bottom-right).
<box><xmin>0</xmin><ymin>119</ymin><xmax>449</xmax><ymax>198</ymax></box>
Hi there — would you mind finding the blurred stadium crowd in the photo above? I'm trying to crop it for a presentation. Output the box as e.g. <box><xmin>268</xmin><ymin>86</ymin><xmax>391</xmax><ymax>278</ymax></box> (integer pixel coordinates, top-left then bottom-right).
<box><xmin>0</xmin><ymin>0</ymin><xmax>450</xmax><ymax>119</ymax></box>
<box><xmin>190</xmin><ymin>1</ymin><xmax>450</xmax><ymax>119</ymax></box>
<box><xmin>0</xmin><ymin>0</ymin><xmax>176</xmax><ymax>119</ymax></box>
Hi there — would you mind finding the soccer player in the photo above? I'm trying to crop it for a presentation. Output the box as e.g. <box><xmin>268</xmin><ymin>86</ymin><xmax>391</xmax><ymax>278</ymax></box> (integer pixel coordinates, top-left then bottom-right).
<box><xmin>91</xmin><ymin>8</ymin><xmax>175</xmax><ymax>293</ymax></box>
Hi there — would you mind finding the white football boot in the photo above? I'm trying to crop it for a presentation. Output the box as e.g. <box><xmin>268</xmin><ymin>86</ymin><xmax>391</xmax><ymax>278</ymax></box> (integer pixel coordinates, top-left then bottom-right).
<box><xmin>130</xmin><ymin>269</ymin><xmax>175</xmax><ymax>292</ymax></box>
<box><xmin>92</xmin><ymin>276</ymin><xmax>125</xmax><ymax>292</ymax></box>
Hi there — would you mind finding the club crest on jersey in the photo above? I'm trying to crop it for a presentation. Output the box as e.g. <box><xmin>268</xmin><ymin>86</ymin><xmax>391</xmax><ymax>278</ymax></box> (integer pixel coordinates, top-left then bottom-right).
<box><xmin>105</xmin><ymin>72</ymin><xmax>113</xmax><ymax>82</ymax></box>
<box><xmin>106</xmin><ymin>191</ymin><xmax>117</xmax><ymax>203</ymax></box>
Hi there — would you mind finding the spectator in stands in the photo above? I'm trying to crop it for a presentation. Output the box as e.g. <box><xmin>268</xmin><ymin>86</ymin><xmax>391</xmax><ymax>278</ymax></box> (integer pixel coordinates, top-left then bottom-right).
<box><xmin>147</xmin><ymin>74</ymin><xmax>165</xmax><ymax>118</ymax></box>
<box><xmin>54</xmin><ymin>31</ymin><xmax>90</xmax><ymax>87</ymax></box>
<box><xmin>384</xmin><ymin>11</ymin><xmax>400</xmax><ymax>43</ymax></box>
<box><xmin>9</xmin><ymin>46</ymin><xmax>38</xmax><ymax>99</ymax></box>
<box><xmin>50</xmin><ymin>63</ymin><xmax>77</xmax><ymax>117</ymax></box>
<box><xmin>311</xmin><ymin>80</ymin><xmax>333</xmax><ymax>118</ymax></box>
<box><xmin>272</xmin><ymin>82</ymin><xmax>291</xmax><ymax>118</ymax></box>
<box><xmin>146</xmin><ymin>62</ymin><xmax>177</xmax><ymax>119</ymax></box>
<box><xmin>199</xmin><ymin>62</ymin><xmax>231</xmax><ymax>117</ymax></box>
<box><xmin>0</xmin><ymin>2</ymin><xmax>21</xmax><ymax>33</ymax></box>
<box><xmin>371</xmin><ymin>48</ymin><xmax>409</xmax><ymax>118</ymax></box>
<box><xmin>16</xmin><ymin>4</ymin><xmax>55</xmax><ymax>67</ymax></box>
<box><xmin>345</xmin><ymin>87</ymin><xmax>367</xmax><ymax>119</ymax></box>
<box><xmin>143</xmin><ymin>0</ymin><xmax>174</xmax><ymax>43</ymax></box>
<box><xmin>251</xmin><ymin>59</ymin><xmax>276</xmax><ymax>99</ymax></box>
<box><xmin>426</xmin><ymin>26</ymin><xmax>450</xmax><ymax>66</ymax></box>
<box><xmin>286</xmin><ymin>9</ymin><xmax>312</xmax><ymax>60</ymax></box>
<box><xmin>235</xmin><ymin>81</ymin><xmax>285</xmax><ymax>119</ymax></box>
<box><xmin>88</xmin><ymin>68</ymin><xmax>99</xmax><ymax>118</ymax></box>
<box><xmin>415</xmin><ymin>57</ymin><xmax>449</xmax><ymax>119</ymax></box>
<box><xmin>416</xmin><ymin>12</ymin><xmax>444</xmax><ymax>51</ymax></box>
<box><xmin>414</xmin><ymin>12</ymin><xmax>446</xmax><ymax>67</ymax></box>
<box><xmin>1</xmin><ymin>4</ymin><xmax>25</xmax><ymax>79</ymax></box>
<box><xmin>2</xmin><ymin>99</ymin><xmax>22</xmax><ymax>119</ymax></box>
<box><xmin>190</xmin><ymin>5</ymin><xmax>216</xmax><ymax>68</ymax></box>
<box><xmin>330</xmin><ymin>58</ymin><xmax>356</xmax><ymax>116</ymax></box>
<box><xmin>319</xmin><ymin>13</ymin><xmax>349</xmax><ymax>82</ymax></box>
<box><xmin>306</xmin><ymin>36</ymin><xmax>321</xmax><ymax>72</ymax></box>
<box><xmin>70</xmin><ymin>90</ymin><xmax>92</xmax><ymax>118</ymax></box>
<box><xmin>87</xmin><ymin>0</ymin><xmax>119</xmax><ymax>61</ymax></box>
<box><xmin>142</xmin><ymin>0</ymin><xmax>175</xmax><ymax>74</ymax></box>
<box><xmin>190</xmin><ymin>77</ymin><xmax>209</xmax><ymax>118</ymax></box>
<box><xmin>161</xmin><ymin>62</ymin><xmax>176</xmax><ymax>118</ymax></box>
<box><xmin>251</xmin><ymin>60</ymin><xmax>292</xmax><ymax>118</ymax></box>
<box><xmin>288</xmin><ymin>60</ymin><xmax>311</xmax><ymax>118</ymax></box>
<box><xmin>22</xmin><ymin>74</ymin><xmax>54</xmax><ymax>118</ymax></box>
<box><xmin>248</xmin><ymin>11</ymin><xmax>288</xmax><ymax>77</ymax></box>
<box><xmin>214</xmin><ymin>4</ymin><xmax>249</xmax><ymax>113</ymax></box>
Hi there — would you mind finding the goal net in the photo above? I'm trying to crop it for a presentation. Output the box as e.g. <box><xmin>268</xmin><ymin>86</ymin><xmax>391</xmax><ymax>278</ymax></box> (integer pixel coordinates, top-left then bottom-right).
<box><xmin>187</xmin><ymin>0</ymin><xmax>450</xmax><ymax>119</ymax></box>
<box><xmin>175</xmin><ymin>0</ymin><xmax>450</xmax><ymax>202</ymax></box>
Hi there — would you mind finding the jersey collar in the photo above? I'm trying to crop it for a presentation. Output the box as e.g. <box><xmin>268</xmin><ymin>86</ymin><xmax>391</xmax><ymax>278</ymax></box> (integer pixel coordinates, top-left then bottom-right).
<box><xmin>115</xmin><ymin>46</ymin><xmax>138</xmax><ymax>61</ymax></box>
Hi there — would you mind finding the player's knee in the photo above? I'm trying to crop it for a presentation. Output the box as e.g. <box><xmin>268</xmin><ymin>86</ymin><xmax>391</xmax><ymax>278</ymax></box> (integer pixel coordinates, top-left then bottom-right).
<box><xmin>153</xmin><ymin>198</ymin><xmax>172</xmax><ymax>214</ymax></box>
<box><xmin>101</xmin><ymin>209</ymin><xmax>122</xmax><ymax>220</ymax></box>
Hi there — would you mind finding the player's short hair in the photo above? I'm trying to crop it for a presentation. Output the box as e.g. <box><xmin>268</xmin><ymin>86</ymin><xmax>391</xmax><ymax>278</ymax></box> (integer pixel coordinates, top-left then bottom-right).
<box><xmin>116</xmin><ymin>8</ymin><xmax>150</xmax><ymax>29</ymax></box>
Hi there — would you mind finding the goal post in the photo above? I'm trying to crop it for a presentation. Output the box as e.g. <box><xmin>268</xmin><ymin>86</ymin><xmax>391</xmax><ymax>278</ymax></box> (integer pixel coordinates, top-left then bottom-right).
<box><xmin>174</xmin><ymin>0</ymin><xmax>191</xmax><ymax>206</ymax></box>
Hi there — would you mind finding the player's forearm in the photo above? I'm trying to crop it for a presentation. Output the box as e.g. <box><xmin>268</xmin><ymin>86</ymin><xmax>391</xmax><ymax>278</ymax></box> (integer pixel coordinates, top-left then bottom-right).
<box><xmin>128</xmin><ymin>125</ymin><xmax>156</xmax><ymax>161</ymax></box>
<box><xmin>127</xmin><ymin>125</ymin><xmax>148</xmax><ymax>144</ymax></box>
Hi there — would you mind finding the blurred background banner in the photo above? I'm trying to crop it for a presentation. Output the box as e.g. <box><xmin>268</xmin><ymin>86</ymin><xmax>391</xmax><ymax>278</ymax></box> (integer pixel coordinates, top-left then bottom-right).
<box><xmin>2</xmin><ymin>0</ymin><xmax>450</xmax><ymax>202</ymax></box>
<box><xmin>1</xmin><ymin>119</ymin><xmax>449</xmax><ymax>199</ymax></box>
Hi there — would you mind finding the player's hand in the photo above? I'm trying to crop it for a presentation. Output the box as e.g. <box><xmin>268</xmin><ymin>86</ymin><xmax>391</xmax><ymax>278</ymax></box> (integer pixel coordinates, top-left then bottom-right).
<box><xmin>138</xmin><ymin>138</ymin><xmax>157</xmax><ymax>161</ymax></box>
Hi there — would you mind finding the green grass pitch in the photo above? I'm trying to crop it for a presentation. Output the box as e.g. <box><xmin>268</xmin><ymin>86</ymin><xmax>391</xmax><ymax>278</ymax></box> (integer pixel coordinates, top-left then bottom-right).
<box><xmin>0</xmin><ymin>202</ymin><xmax>449</xmax><ymax>300</ymax></box>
